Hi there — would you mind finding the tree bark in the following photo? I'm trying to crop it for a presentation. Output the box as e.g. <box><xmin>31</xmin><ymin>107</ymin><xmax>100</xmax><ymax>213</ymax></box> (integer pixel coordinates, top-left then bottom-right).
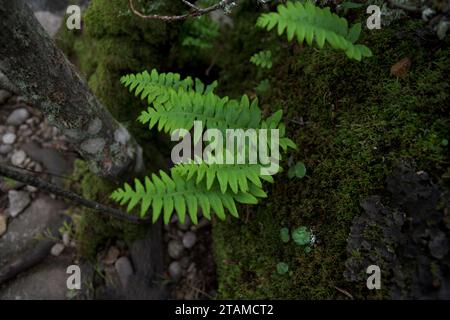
<box><xmin>0</xmin><ymin>0</ymin><xmax>143</xmax><ymax>178</ymax></box>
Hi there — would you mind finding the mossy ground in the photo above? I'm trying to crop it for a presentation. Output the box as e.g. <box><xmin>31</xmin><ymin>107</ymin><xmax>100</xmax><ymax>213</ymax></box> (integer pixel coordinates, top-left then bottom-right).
<box><xmin>210</xmin><ymin>7</ymin><xmax>449</xmax><ymax>299</ymax></box>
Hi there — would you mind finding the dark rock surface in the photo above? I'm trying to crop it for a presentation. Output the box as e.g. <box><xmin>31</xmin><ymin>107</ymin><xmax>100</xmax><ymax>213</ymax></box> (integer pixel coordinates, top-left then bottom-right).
<box><xmin>0</xmin><ymin>196</ymin><xmax>67</xmax><ymax>270</ymax></box>
<box><xmin>345</xmin><ymin>160</ymin><xmax>450</xmax><ymax>299</ymax></box>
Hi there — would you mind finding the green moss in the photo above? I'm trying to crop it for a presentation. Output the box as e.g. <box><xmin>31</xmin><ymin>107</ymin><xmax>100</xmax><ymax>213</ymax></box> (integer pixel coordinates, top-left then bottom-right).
<box><xmin>211</xmin><ymin>11</ymin><xmax>450</xmax><ymax>299</ymax></box>
<box><xmin>67</xmin><ymin>160</ymin><xmax>147</xmax><ymax>259</ymax></box>
<box><xmin>56</xmin><ymin>0</ymin><xmax>183</xmax><ymax>165</ymax></box>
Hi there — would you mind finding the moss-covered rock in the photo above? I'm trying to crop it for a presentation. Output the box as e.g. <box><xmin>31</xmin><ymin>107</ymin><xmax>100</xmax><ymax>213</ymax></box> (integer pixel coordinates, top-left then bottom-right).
<box><xmin>211</xmin><ymin>6</ymin><xmax>450</xmax><ymax>299</ymax></box>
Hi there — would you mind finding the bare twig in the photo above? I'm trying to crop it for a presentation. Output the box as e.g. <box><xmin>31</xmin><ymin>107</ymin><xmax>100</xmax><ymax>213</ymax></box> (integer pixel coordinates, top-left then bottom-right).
<box><xmin>182</xmin><ymin>0</ymin><xmax>200</xmax><ymax>10</ymax></box>
<box><xmin>0</xmin><ymin>163</ymin><xmax>151</xmax><ymax>224</ymax></box>
<box><xmin>128</xmin><ymin>0</ymin><xmax>236</xmax><ymax>21</ymax></box>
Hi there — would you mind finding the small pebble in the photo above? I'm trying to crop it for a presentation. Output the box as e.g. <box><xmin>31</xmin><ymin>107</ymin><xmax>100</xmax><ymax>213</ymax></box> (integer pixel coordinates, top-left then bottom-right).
<box><xmin>168</xmin><ymin>261</ymin><xmax>183</xmax><ymax>282</ymax></box>
<box><xmin>2</xmin><ymin>133</ymin><xmax>16</xmax><ymax>145</ymax></box>
<box><xmin>11</xmin><ymin>150</ymin><xmax>26</xmax><ymax>166</ymax></box>
<box><xmin>115</xmin><ymin>256</ymin><xmax>134</xmax><ymax>288</ymax></box>
<box><xmin>6</xmin><ymin>108</ymin><xmax>30</xmax><ymax>126</ymax></box>
<box><xmin>182</xmin><ymin>231</ymin><xmax>197</xmax><ymax>249</ymax></box>
<box><xmin>62</xmin><ymin>232</ymin><xmax>71</xmax><ymax>247</ymax></box>
<box><xmin>25</xmin><ymin>185</ymin><xmax>38</xmax><ymax>193</ymax></box>
<box><xmin>168</xmin><ymin>240</ymin><xmax>184</xmax><ymax>260</ymax></box>
<box><xmin>50</xmin><ymin>243</ymin><xmax>65</xmax><ymax>256</ymax></box>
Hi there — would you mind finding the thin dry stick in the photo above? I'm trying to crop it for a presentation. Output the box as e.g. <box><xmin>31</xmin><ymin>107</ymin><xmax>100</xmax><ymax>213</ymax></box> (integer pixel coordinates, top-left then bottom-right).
<box><xmin>0</xmin><ymin>163</ymin><xmax>151</xmax><ymax>224</ymax></box>
<box><xmin>128</xmin><ymin>0</ymin><xmax>236</xmax><ymax>21</ymax></box>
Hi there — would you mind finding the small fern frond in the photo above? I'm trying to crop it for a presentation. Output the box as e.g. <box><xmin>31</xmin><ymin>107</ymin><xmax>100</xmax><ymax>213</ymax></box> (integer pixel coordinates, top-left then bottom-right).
<box><xmin>250</xmin><ymin>50</ymin><xmax>273</xmax><ymax>69</ymax></box>
<box><xmin>120</xmin><ymin>69</ymin><xmax>218</xmax><ymax>105</ymax></box>
<box><xmin>110</xmin><ymin>169</ymin><xmax>267</xmax><ymax>224</ymax></box>
<box><xmin>256</xmin><ymin>1</ymin><xmax>372</xmax><ymax>61</ymax></box>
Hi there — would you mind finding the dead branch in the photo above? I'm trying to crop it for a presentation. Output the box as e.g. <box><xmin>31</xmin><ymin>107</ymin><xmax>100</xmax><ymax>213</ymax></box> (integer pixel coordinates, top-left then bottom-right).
<box><xmin>128</xmin><ymin>0</ymin><xmax>236</xmax><ymax>21</ymax></box>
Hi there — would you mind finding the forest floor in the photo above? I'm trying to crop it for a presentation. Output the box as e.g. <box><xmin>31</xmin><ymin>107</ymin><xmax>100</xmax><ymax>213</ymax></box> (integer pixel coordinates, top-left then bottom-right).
<box><xmin>0</xmin><ymin>91</ymin><xmax>218</xmax><ymax>299</ymax></box>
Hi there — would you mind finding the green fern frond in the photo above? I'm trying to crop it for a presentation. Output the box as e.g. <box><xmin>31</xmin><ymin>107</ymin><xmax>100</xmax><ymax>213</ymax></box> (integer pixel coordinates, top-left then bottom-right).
<box><xmin>256</xmin><ymin>1</ymin><xmax>372</xmax><ymax>61</ymax></box>
<box><xmin>114</xmin><ymin>69</ymin><xmax>298</xmax><ymax>225</ymax></box>
<box><xmin>110</xmin><ymin>169</ymin><xmax>267</xmax><ymax>224</ymax></box>
<box><xmin>138</xmin><ymin>91</ymin><xmax>262</xmax><ymax>133</ymax></box>
<box><xmin>173</xmin><ymin>161</ymin><xmax>275</xmax><ymax>194</ymax></box>
<box><xmin>250</xmin><ymin>50</ymin><xmax>273</xmax><ymax>69</ymax></box>
<box><xmin>120</xmin><ymin>69</ymin><xmax>218</xmax><ymax>105</ymax></box>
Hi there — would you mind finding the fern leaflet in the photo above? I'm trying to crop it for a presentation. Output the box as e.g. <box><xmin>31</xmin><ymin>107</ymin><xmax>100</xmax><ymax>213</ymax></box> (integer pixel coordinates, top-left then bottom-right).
<box><xmin>256</xmin><ymin>1</ymin><xmax>372</xmax><ymax>61</ymax></box>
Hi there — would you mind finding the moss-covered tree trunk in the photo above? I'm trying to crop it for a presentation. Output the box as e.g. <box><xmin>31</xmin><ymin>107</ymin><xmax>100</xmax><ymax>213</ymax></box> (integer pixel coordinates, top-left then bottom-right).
<box><xmin>0</xmin><ymin>0</ymin><xmax>142</xmax><ymax>177</ymax></box>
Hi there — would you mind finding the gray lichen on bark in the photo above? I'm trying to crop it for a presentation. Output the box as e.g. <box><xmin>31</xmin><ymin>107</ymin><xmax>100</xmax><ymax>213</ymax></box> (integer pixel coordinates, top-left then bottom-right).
<box><xmin>0</xmin><ymin>0</ymin><xmax>142</xmax><ymax>178</ymax></box>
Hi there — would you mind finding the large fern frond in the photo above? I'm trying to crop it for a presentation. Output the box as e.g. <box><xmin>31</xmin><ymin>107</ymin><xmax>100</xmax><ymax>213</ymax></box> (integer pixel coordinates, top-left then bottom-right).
<box><xmin>113</xmin><ymin>69</ymin><xmax>298</xmax><ymax>224</ymax></box>
<box><xmin>110</xmin><ymin>169</ymin><xmax>267</xmax><ymax>224</ymax></box>
<box><xmin>256</xmin><ymin>1</ymin><xmax>372</xmax><ymax>61</ymax></box>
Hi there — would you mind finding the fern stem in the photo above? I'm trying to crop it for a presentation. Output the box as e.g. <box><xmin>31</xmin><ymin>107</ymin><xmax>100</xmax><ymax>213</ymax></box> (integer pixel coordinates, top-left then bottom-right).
<box><xmin>0</xmin><ymin>163</ymin><xmax>150</xmax><ymax>224</ymax></box>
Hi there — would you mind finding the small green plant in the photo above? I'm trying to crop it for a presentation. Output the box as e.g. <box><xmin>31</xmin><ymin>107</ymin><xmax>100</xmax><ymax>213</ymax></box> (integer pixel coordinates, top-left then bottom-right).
<box><xmin>58</xmin><ymin>220</ymin><xmax>73</xmax><ymax>237</ymax></box>
<box><xmin>2</xmin><ymin>177</ymin><xmax>21</xmax><ymax>189</ymax></box>
<box><xmin>288</xmin><ymin>161</ymin><xmax>306</xmax><ymax>179</ymax></box>
<box><xmin>256</xmin><ymin>1</ymin><xmax>372</xmax><ymax>61</ymax></box>
<box><xmin>276</xmin><ymin>262</ymin><xmax>289</xmax><ymax>275</ymax></box>
<box><xmin>111</xmin><ymin>69</ymin><xmax>297</xmax><ymax>224</ymax></box>
<box><xmin>280</xmin><ymin>225</ymin><xmax>315</xmax><ymax>253</ymax></box>
<box><xmin>292</xmin><ymin>226</ymin><xmax>311</xmax><ymax>246</ymax></box>
<box><xmin>250</xmin><ymin>50</ymin><xmax>273</xmax><ymax>69</ymax></box>
<box><xmin>280</xmin><ymin>227</ymin><xmax>290</xmax><ymax>243</ymax></box>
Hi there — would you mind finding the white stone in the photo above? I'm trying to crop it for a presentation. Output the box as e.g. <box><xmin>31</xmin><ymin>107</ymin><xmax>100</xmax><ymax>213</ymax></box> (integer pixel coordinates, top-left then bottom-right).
<box><xmin>2</xmin><ymin>133</ymin><xmax>16</xmax><ymax>145</ymax></box>
<box><xmin>11</xmin><ymin>150</ymin><xmax>26</xmax><ymax>166</ymax></box>
<box><xmin>182</xmin><ymin>231</ymin><xmax>197</xmax><ymax>249</ymax></box>
<box><xmin>168</xmin><ymin>240</ymin><xmax>184</xmax><ymax>259</ymax></box>
<box><xmin>50</xmin><ymin>243</ymin><xmax>65</xmax><ymax>256</ymax></box>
